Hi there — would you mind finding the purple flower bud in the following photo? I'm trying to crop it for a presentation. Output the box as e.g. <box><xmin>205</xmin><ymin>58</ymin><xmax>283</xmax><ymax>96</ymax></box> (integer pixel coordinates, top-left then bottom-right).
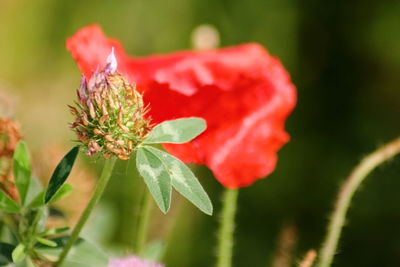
<box><xmin>105</xmin><ymin>47</ymin><xmax>118</xmax><ymax>74</ymax></box>
<box><xmin>70</xmin><ymin>51</ymin><xmax>150</xmax><ymax>160</ymax></box>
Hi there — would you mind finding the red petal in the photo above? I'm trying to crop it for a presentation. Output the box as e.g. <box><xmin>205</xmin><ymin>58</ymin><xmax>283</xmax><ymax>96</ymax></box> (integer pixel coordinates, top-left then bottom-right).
<box><xmin>67</xmin><ymin>25</ymin><xmax>296</xmax><ymax>188</ymax></box>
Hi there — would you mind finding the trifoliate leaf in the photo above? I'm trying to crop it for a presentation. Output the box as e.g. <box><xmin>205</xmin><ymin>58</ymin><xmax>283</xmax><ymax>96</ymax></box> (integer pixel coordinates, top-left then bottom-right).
<box><xmin>145</xmin><ymin>146</ymin><xmax>213</xmax><ymax>215</ymax></box>
<box><xmin>144</xmin><ymin>117</ymin><xmax>206</xmax><ymax>144</ymax></box>
<box><xmin>136</xmin><ymin>147</ymin><xmax>172</xmax><ymax>213</ymax></box>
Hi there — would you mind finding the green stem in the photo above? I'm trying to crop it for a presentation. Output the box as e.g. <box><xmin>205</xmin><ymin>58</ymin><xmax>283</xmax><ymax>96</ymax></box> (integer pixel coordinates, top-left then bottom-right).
<box><xmin>317</xmin><ymin>137</ymin><xmax>400</xmax><ymax>267</ymax></box>
<box><xmin>56</xmin><ymin>157</ymin><xmax>117</xmax><ymax>266</ymax></box>
<box><xmin>216</xmin><ymin>188</ymin><xmax>239</xmax><ymax>267</ymax></box>
<box><xmin>134</xmin><ymin>189</ymin><xmax>153</xmax><ymax>254</ymax></box>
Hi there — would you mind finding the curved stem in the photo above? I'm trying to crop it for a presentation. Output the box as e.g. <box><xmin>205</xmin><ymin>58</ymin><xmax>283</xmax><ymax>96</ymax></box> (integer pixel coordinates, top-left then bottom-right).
<box><xmin>56</xmin><ymin>157</ymin><xmax>117</xmax><ymax>266</ymax></box>
<box><xmin>317</xmin><ymin>137</ymin><xmax>400</xmax><ymax>267</ymax></box>
<box><xmin>134</xmin><ymin>188</ymin><xmax>153</xmax><ymax>254</ymax></box>
<box><xmin>216</xmin><ymin>188</ymin><xmax>239</xmax><ymax>267</ymax></box>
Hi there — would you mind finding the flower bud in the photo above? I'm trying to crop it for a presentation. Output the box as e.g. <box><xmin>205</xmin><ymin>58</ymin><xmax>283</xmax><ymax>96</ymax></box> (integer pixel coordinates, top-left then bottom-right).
<box><xmin>70</xmin><ymin>49</ymin><xmax>151</xmax><ymax>160</ymax></box>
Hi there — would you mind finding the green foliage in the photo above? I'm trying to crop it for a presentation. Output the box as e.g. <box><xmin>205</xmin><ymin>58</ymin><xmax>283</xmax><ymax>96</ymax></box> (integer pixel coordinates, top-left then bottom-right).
<box><xmin>29</xmin><ymin>184</ymin><xmax>73</xmax><ymax>209</ymax></box>
<box><xmin>13</xmin><ymin>141</ymin><xmax>32</xmax><ymax>205</ymax></box>
<box><xmin>39</xmin><ymin>226</ymin><xmax>70</xmax><ymax>237</ymax></box>
<box><xmin>11</xmin><ymin>243</ymin><xmax>26</xmax><ymax>262</ymax></box>
<box><xmin>36</xmin><ymin>238</ymin><xmax>109</xmax><ymax>267</ymax></box>
<box><xmin>144</xmin><ymin>117</ymin><xmax>206</xmax><ymax>144</ymax></box>
<box><xmin>0</xmin><ymin>242</ymin><xmax>15</xmax><ymax>266</ymax></box>
<box><xmin>35</xmin><ymin>237</ymin><xmax>57</xmax><ymax>247</ymax></box>
<box><xmin>146</xmin><ymin>146</ymin><xmax>213</xmax><ymax>215</ymax></box>
<box><xmin>137</xmin><ymin>117</ymin><xmax>212</xmax><ymax>215</ymax></box>
<box><xmin>45</xmin><ymin>146</ymin><xmax>79</xmax><ymax>203</ymax></box>
<box><xmin>136</xmin><ymin>147</ymin><xmax>172</xmax><ymax>213</ymax></box>
<box><xmin>0</xmin><ymin>191</ymin><xmax>19</xmax><ymax>213</ymax></box>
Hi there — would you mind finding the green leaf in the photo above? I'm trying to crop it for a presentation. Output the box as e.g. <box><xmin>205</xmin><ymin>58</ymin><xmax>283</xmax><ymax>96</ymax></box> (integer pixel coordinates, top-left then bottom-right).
<box><xmin>12</xmin><ymin>243</ymin><xmax>26</xmax><ymax>262</ymax></box>
<box><xmin>145</xmin><ymin>146</ymin><xmax>213</xmax><ymax>215</ymax></box>
<box><xmin>13</xmin><ymin>141</ymin><xmax>32</xmax><ymax>205</ymax></box>
<box><xmin>47</xmin><ymin>184</ymin><xmax>73</xmax><ymax>204</ymax></box>
<box><xmin>144</xmin><ymin>117</ymin><xmax>206</xmax><ymax>144</ymax></box>
<box><xmin>39</xmin><ymin>227</ymin><xmax>70</xmax><ymax>237</ymax></box>
<box><xmin>28</xmin><ymin>191</ymin><xmax>45</xmax><ymax>209</ymax></box>
<box><xmin>35</xmin><ymin>238</ymin><xmax>108</xmax><ymax>267</ymax></box>
<box><xmin>35</xmin><ymin>237</ymin><xmax>57</xmax><ymax>247</ymax></box>
<box><xmin>136</xmin><ymin>147</ymin><xmax>172</xmax><ymax>213</ymax></box>
<box><xmin>0</xmin><ymin>190</ymin><xmax>20</xmax><ymax>213</ymax></box>
<box><xmin>25</xmin><ymin>176</ymin><xmax>44</xmax><ymax>205</ymax></box>
<box><xmin>0</xmin><ymin>242</ymin><xmax>15</xmax><ymax>266</ymax></box>
<box><xmin>45</xmin><ymin>146</ymin><xmax>79</xmax><ymax>203</ymax></box>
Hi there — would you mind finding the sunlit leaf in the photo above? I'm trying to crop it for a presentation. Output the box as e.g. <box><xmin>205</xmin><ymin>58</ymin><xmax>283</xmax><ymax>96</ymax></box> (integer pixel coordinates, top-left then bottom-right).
<box><xmin>47</xmin><ymin>184</ymin><xmax>73</xmax><ymax>204</ymax></box>
<box><xmin>45</xmin><ymin>146</ymin><xmax>79</xmax><ymax>203</ymax></box>
<box><xmin>35</xmin><ymin>237</ymin><xmax>57</xmax><ymax>247</ymax></box>
<box><xmin>143</xmin><ymin>117</ymin><xmax>206</xmax><ymax>144</ymax></box>
<box><xmin>13</xmin><ymin>141</ymin><xmax>32</xmax><ymax>205</ymax></box>
<box><xmin>145</xmin><ymin>146</ymin><xmax>213</xmax><ymax>215</ymax></box>
<box><xmin>136</xmin><ymin>147</ymin><xmax>172</xmax><ymax>213</ymax></box>
<box><xmin>12</xmin><ymin>243</ymin><xmax>25</xmax><ymax>262</ymax></box>
<box><xmin>39</xmin><ymin>227</ymin><xmax>70</xmax><ymax>237</ymax></box>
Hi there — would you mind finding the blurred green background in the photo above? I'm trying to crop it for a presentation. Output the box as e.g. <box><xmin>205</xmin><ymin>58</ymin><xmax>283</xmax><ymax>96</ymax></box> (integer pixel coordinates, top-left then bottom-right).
<box><xmin>1</xmin><ymin>0</ymin><xmax>400</xmax><ymax>266</ymax></box>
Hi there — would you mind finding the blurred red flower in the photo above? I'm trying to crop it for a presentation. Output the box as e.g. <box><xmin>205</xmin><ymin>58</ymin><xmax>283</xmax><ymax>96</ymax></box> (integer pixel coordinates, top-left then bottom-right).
<box><xmin>66</xmin><ymin>25</ymin><xmax>296</xmax><ymax>188</ymax></box>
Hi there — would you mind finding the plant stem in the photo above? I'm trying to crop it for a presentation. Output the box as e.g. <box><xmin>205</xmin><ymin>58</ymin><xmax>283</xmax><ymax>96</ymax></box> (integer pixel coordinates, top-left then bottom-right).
<box><xmin>56</xmin><ymin>157</ymin><xmax>117</xmax><ymax>266</ymax></box>
<box><xmin>317</xmin><ymin>137</ymin><xmax>400</xmax><ymax>267</ymax></box>
<box><xmin>134</xmin><ymin>188</ymin><xmax>153</xmax><ymax>254</ymax></box>
<box><xmin>216</xmin><ymin>188</ymin><xmax>239</xmax><ymax>267</ymax></box>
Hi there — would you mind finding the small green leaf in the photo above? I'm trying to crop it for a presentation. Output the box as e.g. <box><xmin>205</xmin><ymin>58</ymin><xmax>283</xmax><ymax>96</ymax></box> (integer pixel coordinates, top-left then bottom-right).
<box><xmin>45</xmin><ymin>146</ymin><xmax>79</xmax><ymax>203</ymax></box>
<box><xmin>35</xmin><ymin>237</ymin><xmax>57</xmax><ymax>247</ymax></box>
<box><xmin>13</xmin><ymin>141</ymin><xmax>32</xmax><ymax>205</ymax></box>
<box><xmin>47</xmin><ymin>184</ymin><xmax>73</xmax><ymax>204</ymax></box>
<box><xmin>28</xmin><ymin>191</ymin><xmax>45</xmax><ymax>209</ymax></box>
<box><xmin>0</xmin><ymin>190</ymin><xmax>20</xmax><ymax>213</ymax></box>
<box><xmin>0</xmin><ymin>242</ymin><xmax>15</xmax><ymax>266</ymax></box>
<box><xmin>144</xmin><ymin>117</ymin><xmax>206</xmax><ymax>144</ymax></box>
<box><xmin>12</xmin><ymin>243</ymin><xmax>25</xmax><ymax>262</ymax></box>
<box><xmin>146</xmin><ymin>146</ymin><xmax>213</xmax><ymax>215</ymax></box>
<box><xmin>35</xmin><ymin>238</ymin><xmax>108</xmax><ymax>267</ymax></box>
<box><xmin>39</xmin><ymin>227</ymin><xmax>70</xmax><ymax>237</ymax></box>
<box><xmin>136</xmin><ymin>147</ymin><xmax>172</xmax><ymax>213</ymax></box>
<box><xmin>25</xmin><ymin>176</ymin><xmax>44</xmax><ymax>205</ymax></box>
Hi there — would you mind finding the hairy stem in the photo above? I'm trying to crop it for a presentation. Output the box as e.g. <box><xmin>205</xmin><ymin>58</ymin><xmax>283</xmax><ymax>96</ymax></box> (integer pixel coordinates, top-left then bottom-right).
<box><xmin>134</xmin><ymin>188</ymin><xmax>153</xmax><ymax>254</ymax></box>
<box><xmin>216</xmin><ymin>188</ymin><xmax>239</xmax><ymax>267</ymax></box>
<box><xmin>317</xmin><ymin>137</ymin><xmax>400</xmax><ymax>267</ymax></box>
<box><xmin>56</xmin><ymin>157</ymin><xmax>117</xmax><ymax>266</ymax></box>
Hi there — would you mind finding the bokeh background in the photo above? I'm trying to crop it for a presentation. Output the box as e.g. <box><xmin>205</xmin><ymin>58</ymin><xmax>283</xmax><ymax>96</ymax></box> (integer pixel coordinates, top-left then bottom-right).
<box><xmin>1</xmin><ymin>0</ymin><xmax>400</xmax><ymax>266</ymax></box>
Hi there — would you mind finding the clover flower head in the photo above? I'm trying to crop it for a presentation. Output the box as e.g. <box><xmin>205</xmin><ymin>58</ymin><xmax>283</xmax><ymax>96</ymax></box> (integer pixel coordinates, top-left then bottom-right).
<box><xmin>70</xmin><ymin>49</ymin><xmax>151</xmax><ymax>160</ymax></box>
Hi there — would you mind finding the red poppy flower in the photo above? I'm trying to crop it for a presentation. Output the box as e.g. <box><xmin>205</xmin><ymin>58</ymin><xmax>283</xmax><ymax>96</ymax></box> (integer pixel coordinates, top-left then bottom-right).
<box><xmin>66</xmin><ymin>24</ymin><xmax>296</xmax><ymax>188</ymax></box>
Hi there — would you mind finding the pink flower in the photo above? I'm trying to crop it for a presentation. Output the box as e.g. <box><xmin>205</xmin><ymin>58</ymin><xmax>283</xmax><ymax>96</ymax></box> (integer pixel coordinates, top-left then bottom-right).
<box><xmin>109</xmin><ymin>256</ymin><xmax>164</xmax><ymax>267</ymax></box>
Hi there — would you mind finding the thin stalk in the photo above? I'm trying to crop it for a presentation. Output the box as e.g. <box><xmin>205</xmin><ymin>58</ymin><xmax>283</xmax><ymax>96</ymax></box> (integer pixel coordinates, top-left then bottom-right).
<box><xmin>133</xmin><ymin>189</ymin><xmax>153</xmax><ymax>254</ymax></box>
<box><xmin>216</xmin><ymin>188</ymin><xmax>239</xmax><ymax>267</ymax></box>
<box><xmin>56</xmin><ymin>157</ymin><xmax>117</xmax><ymax>266</ymax></box>
<box><xmin>317</xmin><ymin>137</ymin><xmax>400</xmax><ymax>267</ymax></box>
